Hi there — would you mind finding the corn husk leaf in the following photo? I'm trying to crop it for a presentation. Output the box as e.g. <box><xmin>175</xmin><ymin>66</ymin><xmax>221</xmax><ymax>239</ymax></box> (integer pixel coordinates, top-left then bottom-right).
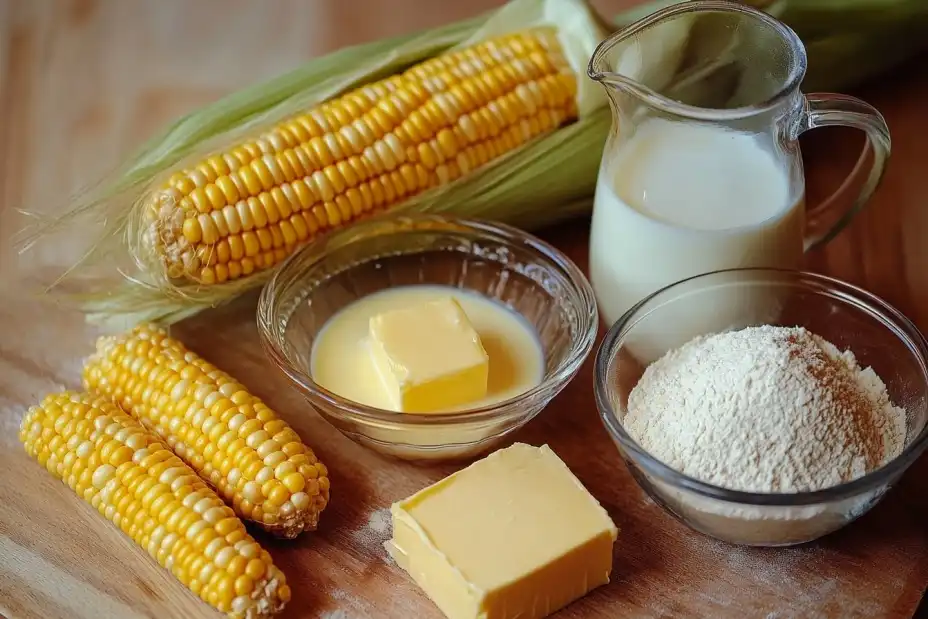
<box><xmin>20</xmin><ymin>0</ymin><xmax>612</xmax><ymax>331</ymax></box>
<box><xmin>18</xmin><ymin>0</ymin><xmax>928</xmax><ymax>330</ymax></box>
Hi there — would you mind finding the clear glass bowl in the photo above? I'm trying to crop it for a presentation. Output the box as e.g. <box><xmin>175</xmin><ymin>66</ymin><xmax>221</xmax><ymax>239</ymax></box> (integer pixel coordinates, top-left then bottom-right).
<box><xmin>595</xmin><ymin>268</ymin><xmax>928</xmax><ymax>546</ymax></box>
<box><xmin>258</xmin><ymin>214</ymin><xmax>598</xmax><ymax>462</ymax></box>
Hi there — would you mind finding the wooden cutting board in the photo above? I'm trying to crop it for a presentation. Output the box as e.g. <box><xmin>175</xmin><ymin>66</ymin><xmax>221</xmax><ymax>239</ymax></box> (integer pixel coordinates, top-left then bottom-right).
<box><xmin>3</xmin><ymin>217</ymin><xmax>928</xmax><ymax>619</ymax></box>
<box><xmin>1</xmin><ymin>1</ymin><xmax>927</xmax><ymax>618</ymax></box>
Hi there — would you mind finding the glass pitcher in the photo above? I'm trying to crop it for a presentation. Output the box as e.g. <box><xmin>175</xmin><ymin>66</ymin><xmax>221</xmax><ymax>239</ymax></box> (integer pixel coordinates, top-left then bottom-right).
<box><xmin>587</xmin><ymin>0</ymin><xmax>891</xmax><ymax>326</ymax></box>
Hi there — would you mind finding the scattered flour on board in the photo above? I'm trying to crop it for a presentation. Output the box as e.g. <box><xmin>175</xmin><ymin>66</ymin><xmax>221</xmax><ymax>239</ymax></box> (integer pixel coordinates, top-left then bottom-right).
<box><xmin>321</xmin><ymin>589</ymin><xmax>366</xmax><ymax>619</ymax></box>
<box><xmin>643</xmin><ymin>537</ymin><xmax>820</xmax><ymax>617</ymax></box>
<box><xmin>348</xmin><ymin>507</ymin><xmax>393</xmax><ymax>555</ymax></box>
<box><xmin>322</xmin><ymin>508</ymin><xmax>394</xmax><ymax>618</ymax></box>
<box><xmin>716</xmin><ymin>540</ymin><xmax>821</xmax><ymax>588</ymax></box>
<box><xmin>367</xmin><ymin>508</ymin><xmax>391</xmax><ymax>536</ymax></box>
<box><xmin>668</xmin><ymin>536</ymin><xmax>888</xmax><ymax>618</ymax></box>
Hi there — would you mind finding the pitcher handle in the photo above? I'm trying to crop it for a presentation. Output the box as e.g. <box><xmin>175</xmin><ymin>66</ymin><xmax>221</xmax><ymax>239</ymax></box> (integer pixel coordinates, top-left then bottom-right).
<box><xmin>798</xmin><ymin>93</ymin><xmax>892</xmax><ymax>250</ymax></box>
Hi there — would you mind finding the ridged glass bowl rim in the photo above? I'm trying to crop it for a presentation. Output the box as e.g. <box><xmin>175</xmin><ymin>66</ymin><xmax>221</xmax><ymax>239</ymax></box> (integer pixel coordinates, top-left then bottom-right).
<box><xmin>257</xmin><ymin>213</ymin><xmax>598</xmax><ymax>427</ymax></box>
<box><xmin>595</xmin><ymin>267</ymin><xmax>928</xmax><ymax>507</ymax></box>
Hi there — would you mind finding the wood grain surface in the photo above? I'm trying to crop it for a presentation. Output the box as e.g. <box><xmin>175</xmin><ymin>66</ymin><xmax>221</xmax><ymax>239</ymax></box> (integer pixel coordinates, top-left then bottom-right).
<box><xmin>1</xmin><ymin>1</ymin><xmax>927</xmax><ymax>618</ymax></box>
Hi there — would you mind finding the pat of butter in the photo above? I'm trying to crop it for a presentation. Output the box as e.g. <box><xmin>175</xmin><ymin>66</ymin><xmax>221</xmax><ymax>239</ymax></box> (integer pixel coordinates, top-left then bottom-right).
<box><xmin>369</xmin><ymin>296</ymin><xmax>489</xmax><ymax>413</ymax></box>
<box><xmin>387</xmin><ymin>443</ymin><xmax>618</xmax><ymax>619</ymax></box>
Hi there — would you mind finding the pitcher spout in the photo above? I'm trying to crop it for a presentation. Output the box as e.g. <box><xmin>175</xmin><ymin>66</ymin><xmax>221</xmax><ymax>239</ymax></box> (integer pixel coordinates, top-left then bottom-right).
<box><xmin>587</xmin><ymin>2</ymin><xmax>697</xmax><ymax>103</ymax></box>
<box><xmin>587</xmin><ymin>0</ymin><xmax>806</xmax><ymax>118</ymax></box>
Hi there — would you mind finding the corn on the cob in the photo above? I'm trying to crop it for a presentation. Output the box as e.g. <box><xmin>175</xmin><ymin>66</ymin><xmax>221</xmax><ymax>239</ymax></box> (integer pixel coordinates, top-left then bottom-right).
<box><xmin>149</xmin><ymin>28</ymin><xmax>577</xmax><ymax>285</ymax></box>
<box><xmin>82</xmin><ymin>324</ymin><xmax>329</xmax><ymax>539</ymax></box>
<box><xmin>19</xmin><ymin>392</ymin><xmax>291</xmax><ymax>619</ymax></box>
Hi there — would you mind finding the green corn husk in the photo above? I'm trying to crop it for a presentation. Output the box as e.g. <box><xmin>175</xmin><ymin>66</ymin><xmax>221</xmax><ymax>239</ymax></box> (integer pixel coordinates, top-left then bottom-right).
<box><xmin>19</xmin><ymin>0</ymin><xmax>928</xmax><ymax>329</ymax></box>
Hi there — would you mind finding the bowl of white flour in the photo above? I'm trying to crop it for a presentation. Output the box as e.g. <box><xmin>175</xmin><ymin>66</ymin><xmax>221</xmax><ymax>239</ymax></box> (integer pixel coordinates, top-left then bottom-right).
<box><xmin>594</xmin><ymin>268</ymin><xmax>928</xmax><ymax>546</ymax></box>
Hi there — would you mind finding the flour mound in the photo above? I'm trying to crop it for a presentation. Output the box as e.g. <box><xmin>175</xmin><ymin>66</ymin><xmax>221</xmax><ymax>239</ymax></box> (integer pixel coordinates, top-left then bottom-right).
<box><xmin>626</xmin><ymin>325</ymin><xmax>907</xmax><ymax>493</ymax></box>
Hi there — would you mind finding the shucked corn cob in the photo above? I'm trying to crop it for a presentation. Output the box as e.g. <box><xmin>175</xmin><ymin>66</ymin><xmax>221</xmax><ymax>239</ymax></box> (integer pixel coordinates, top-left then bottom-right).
<box><xmin>149</xmin><ymin>28</ymin><xmax>577</xmax><ymax>284</ymax></box>
<box><xmin>82</xmin><ymin>323</ymin><xmax>329</xmax><ymax>538</ymax></box>
<box><xmin>19</xmin><ymin>392</ymin><xmax>290</xmax><ymax>619</ymax></box>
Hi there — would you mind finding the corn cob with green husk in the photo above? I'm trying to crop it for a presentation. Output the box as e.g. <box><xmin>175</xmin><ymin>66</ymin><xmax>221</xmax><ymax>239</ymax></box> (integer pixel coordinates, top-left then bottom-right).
<box><xmin>151</xmin><ymin>27</ymin><xmax>578</xmax><ymax>286</ymax></box>
<box><xmin>21</xmin><ymin>0</ymin><xmax>928</xmax><ymax>328</ymax></box>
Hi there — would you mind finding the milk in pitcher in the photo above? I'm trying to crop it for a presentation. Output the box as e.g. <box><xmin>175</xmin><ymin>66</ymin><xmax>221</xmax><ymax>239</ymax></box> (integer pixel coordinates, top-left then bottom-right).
<box><xmin>589</xmin><ymin>117</ymin><xmax>805</xmax><ymax>326</ymax></box>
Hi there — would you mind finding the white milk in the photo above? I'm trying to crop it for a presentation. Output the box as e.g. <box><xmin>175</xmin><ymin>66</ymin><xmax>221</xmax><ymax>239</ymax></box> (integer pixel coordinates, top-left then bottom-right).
<box><xmin>589</xmin><ymin>117</ymin><xmax>805</xmax><ymax>327</ymax></box>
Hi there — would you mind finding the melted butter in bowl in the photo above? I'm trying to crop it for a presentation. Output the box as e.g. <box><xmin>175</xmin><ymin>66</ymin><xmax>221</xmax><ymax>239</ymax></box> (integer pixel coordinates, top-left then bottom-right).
<box><xmin>258</xmin><ymin>214</ymin><xmax>598</xmax><ymax>462</ymax></box>
<box><xmin>311</xmin><ymin>285</ymin><xmax>544</xmax><ymax>414</ymax></box>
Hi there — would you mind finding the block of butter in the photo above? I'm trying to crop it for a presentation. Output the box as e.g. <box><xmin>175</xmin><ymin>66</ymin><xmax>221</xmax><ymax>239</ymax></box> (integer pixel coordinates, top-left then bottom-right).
<box><xmin>369</xmin><ymin>296</ymin><xmax>489</xmax><ymax>413</ymax></box>
<box><xmin>387</xmin><ymin>443</ymin><xmax>618</xmax><ymax>619</ymax></box>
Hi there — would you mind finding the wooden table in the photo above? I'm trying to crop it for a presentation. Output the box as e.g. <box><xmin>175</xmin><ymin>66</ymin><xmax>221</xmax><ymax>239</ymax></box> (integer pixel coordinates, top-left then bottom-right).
<box><xmin>1</xmin><ymin>1</ymin><xmax>926</xmax><ymax>618</ymax></box>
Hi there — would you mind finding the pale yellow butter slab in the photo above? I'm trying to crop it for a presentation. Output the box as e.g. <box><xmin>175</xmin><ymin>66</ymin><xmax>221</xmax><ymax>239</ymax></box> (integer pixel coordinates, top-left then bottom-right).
<box><xmin>369</xmin><ymin>296</ymin><xmax>489</xmax><ymax>413</ymax></box>
<box><xmin>388</xmin><ymin>443</ymin><xmax>618</xmax><ymax>619</ymax></box>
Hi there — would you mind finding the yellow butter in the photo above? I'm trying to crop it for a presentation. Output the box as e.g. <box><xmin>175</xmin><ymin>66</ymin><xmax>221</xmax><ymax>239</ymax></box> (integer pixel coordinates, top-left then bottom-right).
<box><xmin>369</xmin><ymin>296</ymin><xmax>489</xmax><ymax>413</ymax></box>
<box><xmin>387</xmin><ymin>443</ymin><xmax>618</xmax><ymax>619</ymax></box>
